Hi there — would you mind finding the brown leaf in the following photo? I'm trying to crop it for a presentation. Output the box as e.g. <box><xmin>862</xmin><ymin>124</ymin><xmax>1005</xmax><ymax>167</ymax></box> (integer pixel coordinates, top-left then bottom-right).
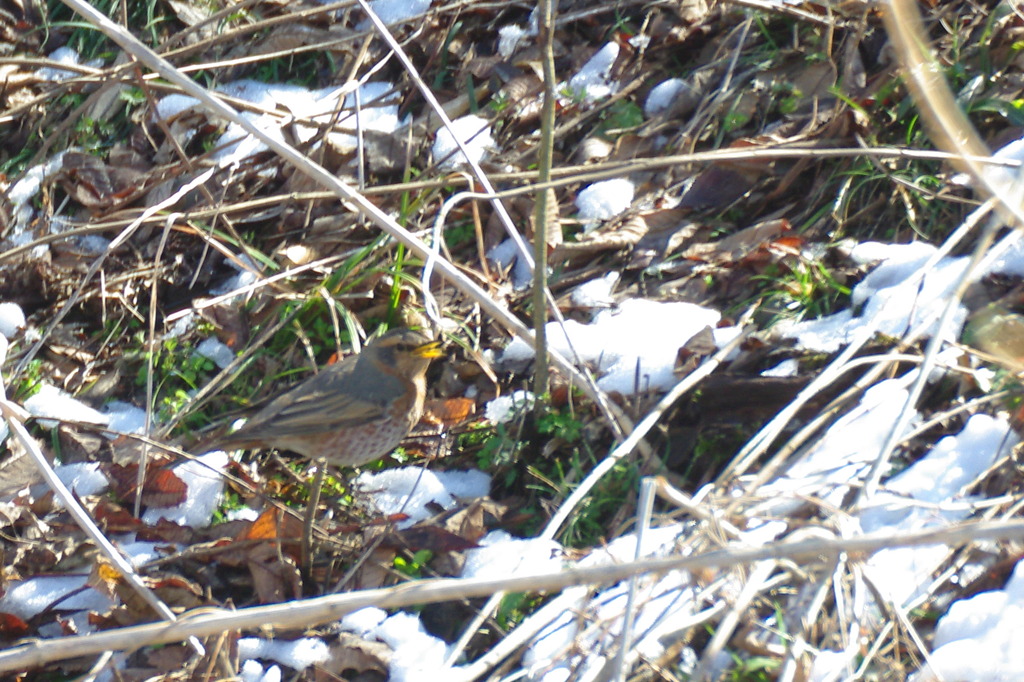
<box><xmin>239</xmin><ymin>507</ymin><xmax>304</xmax><ymax>544</ymax></box>
<box><xmin>114</xmin><ymin>572</ymin><xmax>203</xmax><ymax>620</ymax></box>
<box><xmin>145</xmin><ymin>643</ymin><xmax>194</xmax><ymax>672</ymax></box>
<box><xmin>103</xmin><ymin>458</ymin><xmax>189</xmax><ymax>510</ymax></box>
<box><xmin>326</xmin><ymin>632</ymin><xmax>392</xmax><ymax>677</ymax></box>
<box><xmin>385</xmin><ymin>525</ymin><xmax>480</xmax><ymax>554</ymax></box>
<box><xmin>197</xmin><ymin>300</ymin><xmax>250</xmax><ymax>350</ymax></box>
<box><xmin>87</xmin><ymin>559</ymin><xmax>122</xmax><ymax>600</ymax></box>
<box><xmin>0</xmin><ymin>612</ymin><xmax>31</xmax><ymax>640</ymax></box>
<box><xmin>0</xmin><ymin>435</ymin><xmax>42</xmax><ymax>498</ymax></box>
<box><xmin>352</xmin><ymin>546</ymin><xmax>396</xmax><ymax>590</ymax></box>
<box><xmin>248</xmin><ymin>543</ymin><xmax>302</xmax><ymax>604</ymax></box>
<box><xmin>627</xmin><ymin>212</ymin><xmax>702</xmax><ymax>269</ymax></box>
<box><xmin>682</xmin><ymin>218</ymin><xmax>791</xmax><ymax>264</ymax></box>
<box><xmin>423</xmin><ymin>397</ymin><xmax>476</xmax><ymax>428</ymax></box>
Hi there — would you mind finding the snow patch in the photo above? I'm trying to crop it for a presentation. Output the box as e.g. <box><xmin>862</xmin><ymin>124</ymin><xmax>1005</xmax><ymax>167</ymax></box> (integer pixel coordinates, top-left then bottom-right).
<box><xmin>484</xmin><ymin>390</ymin><xmax>536</xmax><ymax>424</ymax></box>
<box><xmin>565</xmin><ymin>43</ymin><xmax>620</xmax><ymax>102</ymax></box>
<box><xmin>356</xmin><ymin>467</ymin><xmax>491</xmax><ymax>527</ymax></box>
<box><xmin>143</xmin><ymin>450</ymin><xmax>229</xmax><ymax>528</ymax></box>
<box><xmin>0</xmin><ymin>302</ymin><xmax>26</xmax><ymax>337</ymax></box>
<box><xmin>644</xmin><ymin>78</ymin><xmax>693</xmax><ymax>117</ymax></box>
<box><xmin>37</xmin><ymin>47</ymin><xmax>103</xmax><ymax>82</ymax></box>
<box><xmin>196</xmin><ymin>337</ymin><xmax>235</xmax><ymax>370</ymax></box>
<box><xmin>238</xmin><ymin>637</ymin><xmax>330</xmax><ymax>671</ymax></box>
<box><xmin>502</xmin><ymin>298</ymin><xmax>720</xmax><ymax>394</ymax></box>
<box><xmin>25</xmin><ymin>384</ymin><xmax>109</xmax><ymax>429</ymax></box>
<box><xmin>576</xmin><ymin>178</ymin><xmax>634</xmax><ymax>231</ymax></box>
<box><xmin>433</xmin><ymin>115</ymin><xmax>494</xmax><ymax>169</ymax></box>
<box><xmin>913</xmin><ymin>559</ymin><xmax>1024</xmax><ymax>681</ymax></box>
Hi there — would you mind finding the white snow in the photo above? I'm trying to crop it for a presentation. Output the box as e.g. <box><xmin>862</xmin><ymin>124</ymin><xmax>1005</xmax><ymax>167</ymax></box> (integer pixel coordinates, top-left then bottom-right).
<box><xmin>238</xmin><ymin>637</ymin><xmax>330</xmax><ymax>670</ymax></box>
<box><xmin>754</xmin><ymin>377</ymin><xmax>919</xmax><ymax>515</ymax></box>
<box><xmin>461</xmin><ymin>531</ymin><xmax>563</xmax><ymax>579</ymax></box>
<box><xmin>789</xmin><ymin>411</ymin><xmax>1018</xmax><ymax>677</ymax></box>
<box><xmin>912</xmin><ymin>559</ymin><xmax>1024</xmax><ymax>681</ymax></box>
<box><xmin>142</xmin><ymin>450</ymin><xmax>229</xmax><ymax>528</ymax></box>
<box><xmin>950</xmin><ymin>135</ymin><xmax>1024</xmax><ymax>192</ymax></box>
<box><xmin>154</xmin><ymin>79</ymin><xmax>406</xmax><ymax>167</ymax></box>
<box><xmin>103</xmin><ymin>400</ymin><xmax>148</xmax><ymax>435</ymax></box>
<box><xmin>350</xmin><ymin>610</ymin><xmax>456</xmax><ymax>680</ymax></box>
<box><xmin>571</xmin><ymin>271</ymin><xmax>619</xmax><ymax>307</ymax></box>
<box><xmin>118</xmin><ymin>541</ymin><xmax>169</xmax><ymax>567</ymax></box>
<box><xmin>37</xmin><ymin>47</ymin><xmax>103</xmax><ymax>82</ymax></box>
<box><xmin>778</xmin><ymin>237</ymin><xmax>1024</xmax><ymax>352</ymax></box>
<box><xmin>644</xmin><ymin>78</ymin><xmax>693</xmax><ymax>117</ymax></box>
<box><xmin>432</xmin><ymin>115</ymin><xmax>494</xmax><ymax>169</ymax></box>
<box><xmin>340</xmin><ymin>607</ymin><xmax>389</xmax><ymax>636</ymax></box>
<box><xmin>862</xmin><ymin>413</ymin><xmax>1017</xmax><ymax>607</ymax></box>
<box><xmin>196</xmin><ymin>337</ymin><xmax>235</xmax><ymax>370</ymax></box>
<box><xmin>483</xmin><ymin>390</ymin><xmax>536</xmax><ymax>424</ymax></box>
<box><xmin>240</xmin><ymin>661</ymin><xmax>282</xmax><ymax>682</ymax></box>
<box><xmin>575</xmin><ymin>178</ymin><xmax>634</xmax><ymax>231</ymax></box>
<box><xmin>565</xmin><ymin>43</ymin><xmax>620</xmax><ymax>102</ymax></box>
<box><xmin>524</xmin><ymin>524</ymin><xmax>693</xmax><ymax>679</ymax></box>
<box><xmin>777</xmin><ymin>241</ymin><xmax>965</xmax><ymax>352</ymax></box>
<box><xmin>761</xmin><ymin>358</ymin><xmax>799</xmax><ymax>377</ymax></box>
<box><xmin>7</xmin><ymin>152</ymin><xmax>67</xmax><ymax>237</ymax></box>
<box><xmin>54</xmin><ymin>462</ymin><xmax>108</xmax><ymax>499</ymax></box>
<box><xmin>25</xmin><ymin>384</ymin><xmax>109</xmax><ymax>430</ymax></box>
<box><xmin>355</xmin><ymin>467</ymin><xmax>491</xmax><ymax>527</ymax></box>
<box><xmin>502</xmin><ymin>298</ymin><xmax>720</xmax><ymax>394</ymax></box>
<box><xmin>487</xmin><ymin>237</ymin><xmax>534</xmax><ymax>290</ymax></box>
<box><xmin>0</xmin><ymin>574</ymin><xmax>114</xmax><ymax>620</ymax></box>
<box><xmin>366</xmin><ymin>0</ymin><xmax>431</xmax><ymax>24</ymax></box>
<box><xmin>498</xmin><ymin>10</ymin><xmax>538</xmax><ymax>57</ymax></box>
<box><xmin>0</xmin><ymin>302</ymin><xmax>26</xmax><ymax>337</ymax></box>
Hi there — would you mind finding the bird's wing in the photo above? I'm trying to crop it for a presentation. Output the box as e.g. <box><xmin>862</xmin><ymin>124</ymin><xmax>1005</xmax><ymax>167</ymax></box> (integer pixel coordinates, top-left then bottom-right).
<box><xmin>228</xmin><ymin>362</ymin><xmax>389</xmax><ymax>440</ymax></box>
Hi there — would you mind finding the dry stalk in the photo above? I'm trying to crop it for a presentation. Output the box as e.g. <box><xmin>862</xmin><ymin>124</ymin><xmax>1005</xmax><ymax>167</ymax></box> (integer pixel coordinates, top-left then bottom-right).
<box><xmin>531</xmin><ymin>0</ymin><xmax>557</xmax><ymax>396</ymax></box>
<box><xmin>5</xmin><ymin>520</ymin><xmax>1024</xmax><ymax>672</ymax></box>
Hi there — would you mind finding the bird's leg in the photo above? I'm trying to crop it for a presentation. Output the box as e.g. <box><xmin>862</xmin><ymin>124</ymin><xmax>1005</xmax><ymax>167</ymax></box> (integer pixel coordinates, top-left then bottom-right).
<box><xmin>302</xmin><ymin>458</ymin><xmax>328</xmax><ymax>577</ymax></box>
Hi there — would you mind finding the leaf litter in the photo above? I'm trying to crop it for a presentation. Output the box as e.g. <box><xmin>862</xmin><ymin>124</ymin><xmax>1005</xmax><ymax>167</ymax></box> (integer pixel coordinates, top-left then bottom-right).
<box><xmin>2</xmin><ymin>0</ymin><xmax>1024</xmax><ymax>680</ymax></box>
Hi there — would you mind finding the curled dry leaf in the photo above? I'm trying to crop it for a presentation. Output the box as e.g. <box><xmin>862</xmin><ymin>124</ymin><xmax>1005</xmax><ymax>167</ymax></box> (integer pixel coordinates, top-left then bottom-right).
<box><xmin>384</xmin><ymin>524</ymin><xmax>481</xmax><ymax>554</ymax></box>
<box><xmin>58</xmin><ymin>151</ymin><xmax>144</xmax><ymax>209</ymax></box>
<box><xmin>248</xmin><ymin>542</ymin><xmax>302</xmax><ymax>604</ymax></box>
<box><xmin>498</xmin><ymin>73</ymin><xmax>544</xmax><ymax>127</ymax></box>
<box><xmin>0</xmin><ymin>612</ymin><xmax>31</xmax><ymax>641</ymax></box>
<box><xmin>553</xmin><ymin>213</ymin><xmax>650</xmax><ymax>261</ymax></box>
<box><xmin>328</xmin><ymin>632</ymin><xmax>392</xmax><ymax>678</ymax></box>
<box><xmin>103</xmin><ymin>458</ymin><xmax>189</xmax><ymax>509</ymax></box>
<box><xmin>681</xmin><ymin>218</ymin><xmax>792</xmax><ymax>264</ymax></box>
<box><xmin>423</xmin><ymin>397</ymin><xmax>476</xmax><ymax>428</ymax></box>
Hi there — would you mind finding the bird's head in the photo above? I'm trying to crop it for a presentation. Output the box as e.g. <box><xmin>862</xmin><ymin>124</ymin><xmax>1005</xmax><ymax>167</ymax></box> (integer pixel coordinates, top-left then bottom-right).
<box><xmin>366</xmin><ymin>327</ymin><xmax>442</xmax><ymax>377</ymax></box>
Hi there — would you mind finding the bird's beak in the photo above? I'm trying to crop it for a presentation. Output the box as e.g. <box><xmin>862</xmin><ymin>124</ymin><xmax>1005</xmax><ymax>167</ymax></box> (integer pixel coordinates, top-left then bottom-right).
<box><xmin>414</xmin><ymin>340</ymin><xmax>443</xmax><ymax>359</ymax></box>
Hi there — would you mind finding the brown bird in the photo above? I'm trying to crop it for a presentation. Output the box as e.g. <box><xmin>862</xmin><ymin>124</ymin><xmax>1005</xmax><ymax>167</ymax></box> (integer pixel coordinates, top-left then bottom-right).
<box><xmin>216</xmin><ymin>327</ymin><xmax>442</xmax><ymax>467</ymax></box>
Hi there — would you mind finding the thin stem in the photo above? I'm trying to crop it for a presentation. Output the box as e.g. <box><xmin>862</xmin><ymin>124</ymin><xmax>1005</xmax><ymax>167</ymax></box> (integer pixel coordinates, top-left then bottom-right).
<box><xmin>532</xmin><ymin>0</ymin><xmax>557</xmax><ymax>397</ymax></box>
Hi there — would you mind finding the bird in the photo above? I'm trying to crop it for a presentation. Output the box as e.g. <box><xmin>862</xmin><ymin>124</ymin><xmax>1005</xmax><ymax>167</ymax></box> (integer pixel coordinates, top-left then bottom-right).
<box><xmin>214</xmin><ymin>327</ymin><xmax>442</xmax><ymax>467</ymax></box>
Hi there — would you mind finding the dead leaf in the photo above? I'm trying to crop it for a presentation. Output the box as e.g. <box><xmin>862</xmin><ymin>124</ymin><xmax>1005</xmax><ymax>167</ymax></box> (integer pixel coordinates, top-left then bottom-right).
<box><xmin>0</xmin><ymin>612</ymin><xmax>31</xmax><ymax>641</ymax></box>
<box><xmin>423</xmin><ymin>397</ymin><xmax>476</xmax><ymax>428</ymax></box>
<box><xmin>326</xmin><ymin>632</ymin><xmax>392</xmax><ymax>677</ymax></box>
<box><xmin>248</xmin><ymin>543</ymin><xmax>302</xmax><ymax>604</ymax></box>
<box><xmin>682</xmin><ymin>219</ymin><xmax>791</xmax><ymax>264</ymax></box>
<box><xmin>384</xmin><ymin>525</ymin><xmax>480</xmax><ymax>554</ymax></box>
<box><xmin>103</xmin><ymin>459</ymin><xmax>189</xmax><ymax>510</ymax></box>
<box><xmin>87</xmin><ymin>559</ymin><xmax>122</xmax><ymax>600</ymax></box>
